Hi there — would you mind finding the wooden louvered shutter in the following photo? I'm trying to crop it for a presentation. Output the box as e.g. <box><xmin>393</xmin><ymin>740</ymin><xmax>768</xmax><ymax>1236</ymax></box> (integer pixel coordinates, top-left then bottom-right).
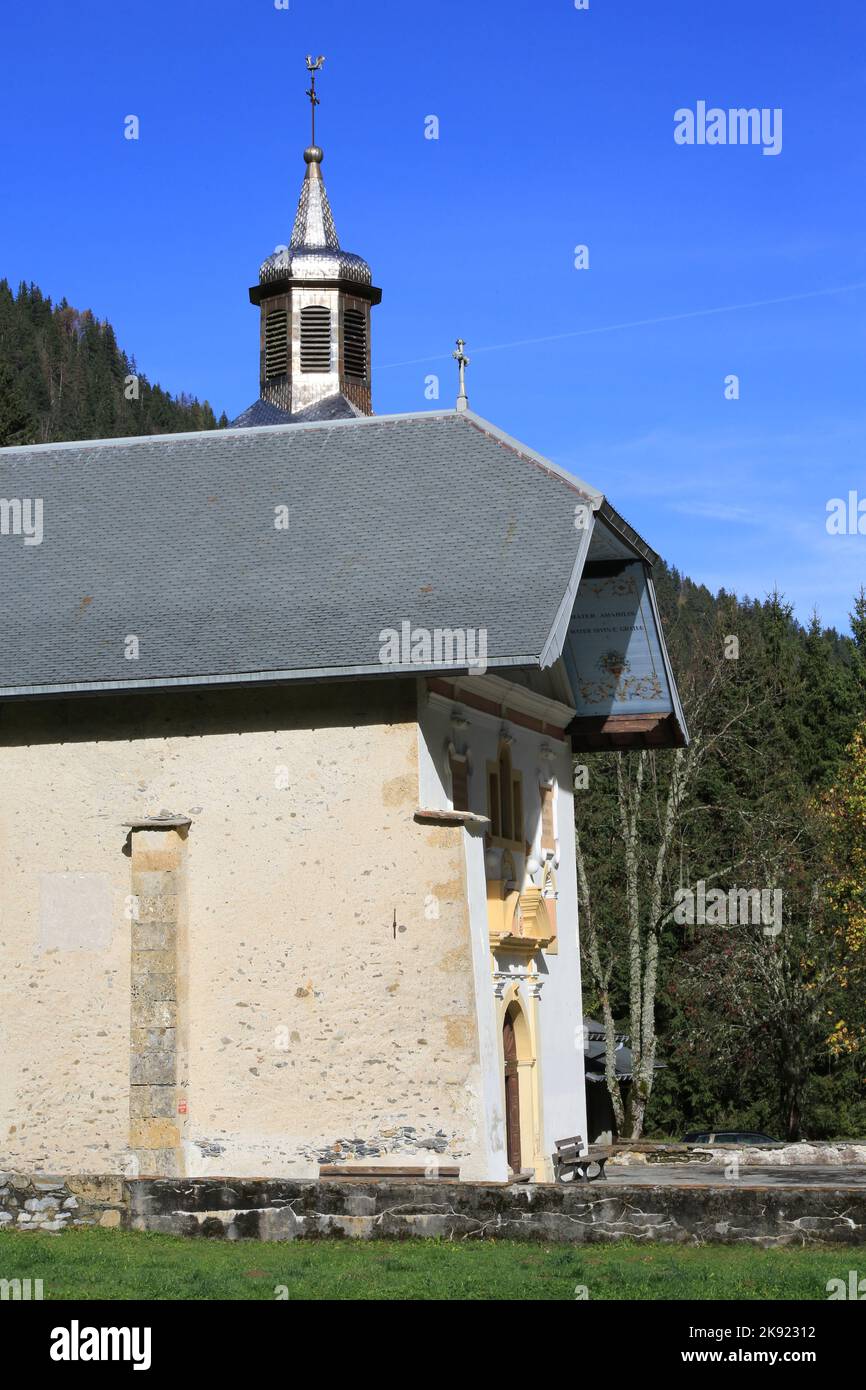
<box><xmin>300</xmin><ymin>305</ymin><xmax>331</xmax><ymax>372</ymax></box>
<box><xmin>265</xmin><ymin>311</ymin><xmax>289</xmax><ymax>380</ymax></box>
<box><xmin>488</xmin><ymin>769</ymin><xmax>501</xmax><ymax>838</ymax></box>
<box><xmin>343</xmin><ymin>308</ymin><xmax>367</xmax><ymax>378</ymax></box>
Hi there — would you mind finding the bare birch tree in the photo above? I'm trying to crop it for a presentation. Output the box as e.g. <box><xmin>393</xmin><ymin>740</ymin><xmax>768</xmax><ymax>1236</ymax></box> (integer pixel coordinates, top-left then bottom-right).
<box><xmin>575</xmin><ymin>638</ymin><xmax>757</xmax><ymax>1140</ymax></box>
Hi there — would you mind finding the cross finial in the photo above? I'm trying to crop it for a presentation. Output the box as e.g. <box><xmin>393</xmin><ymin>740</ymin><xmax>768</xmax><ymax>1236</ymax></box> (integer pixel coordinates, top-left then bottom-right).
<box><xmin>305</xmin><ymin>55</ymin><xmax>326</xmax><ymax>146</ymax></box>
<box><xmin>452</xmin><ymin>338</ymin><xmax>470</xmax><ymax>412</ymax></box>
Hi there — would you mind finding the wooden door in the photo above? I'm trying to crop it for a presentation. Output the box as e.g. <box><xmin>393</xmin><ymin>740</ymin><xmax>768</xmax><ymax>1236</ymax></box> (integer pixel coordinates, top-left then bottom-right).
<box><xmin>503</xmin><ymin>1010</ymin><xmax>521</xmax><ymax>1173</ymax></box>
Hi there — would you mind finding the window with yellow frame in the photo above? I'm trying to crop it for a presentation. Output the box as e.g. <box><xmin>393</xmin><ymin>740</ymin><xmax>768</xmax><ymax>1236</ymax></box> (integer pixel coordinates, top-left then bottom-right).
<box><xmin>487</xmin><ymin>740</ymin><xmax>524</xmax><ymax>849</ymax></box>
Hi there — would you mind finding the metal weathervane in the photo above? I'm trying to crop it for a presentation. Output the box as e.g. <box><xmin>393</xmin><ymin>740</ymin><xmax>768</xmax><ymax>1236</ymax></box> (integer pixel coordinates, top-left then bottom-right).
<box><xmin>305</xmin><ymin>55</ymin><xmax>326</xmax><ymax>146</ymax></box>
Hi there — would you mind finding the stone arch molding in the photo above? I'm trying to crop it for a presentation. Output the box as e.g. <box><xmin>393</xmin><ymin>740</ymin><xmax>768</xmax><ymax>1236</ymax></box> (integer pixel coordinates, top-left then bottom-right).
<box><xmin>493</xmin><ymin>977</ymin><xmax>547</xmax><ymax>1179</ymax></box>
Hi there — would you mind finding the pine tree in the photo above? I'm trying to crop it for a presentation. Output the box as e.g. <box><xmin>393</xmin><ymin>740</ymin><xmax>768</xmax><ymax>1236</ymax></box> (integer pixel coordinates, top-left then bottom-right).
<box><xmin>0</xmin><ymin>278</ymin><xmax>223</xmax><ymax>443</ymax></box>
<box><xmin>0</xmin><ymin>360</ymin><xmax>36</xmax><ymax>445</ymax></box>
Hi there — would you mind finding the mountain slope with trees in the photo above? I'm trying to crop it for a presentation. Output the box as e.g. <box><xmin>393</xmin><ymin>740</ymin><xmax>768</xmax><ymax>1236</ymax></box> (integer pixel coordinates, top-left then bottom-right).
<box><xmin>577</xmin><ymin>564</ymin><xmax>866</xmax><ymax>1141</ymax></box>
<box><xmin>0</xmin><ymin>279</ymin><xmax>226</xmax><ymax>445</ymax></box>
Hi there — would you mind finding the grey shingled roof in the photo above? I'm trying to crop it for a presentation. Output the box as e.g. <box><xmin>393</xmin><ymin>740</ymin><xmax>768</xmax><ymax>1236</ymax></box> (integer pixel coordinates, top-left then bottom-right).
<box><xmin>230</xmin><ymin>393</ymin><xmax>363</xmax><ymax>429</ymax></box>
<box><xmin>0</xmin><ymin>408</ymin><xmax>628</xmax><ymax>698</ymax></box>
<box><xmin>231</xmin><ymin>398</ymin><xmax>293</xmax><ymax>428</ymax></box>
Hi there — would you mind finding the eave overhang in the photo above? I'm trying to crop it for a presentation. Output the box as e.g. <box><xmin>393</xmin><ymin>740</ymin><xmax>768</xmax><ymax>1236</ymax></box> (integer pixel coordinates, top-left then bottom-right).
<box><xmin>568</xmin><ymin>711</ymin><xmax>687</xmax><ymax>751</ymax></box>
<box><xmin>0</xmin><ymin>655</ymin><xmax>543</xmax><ymax>704</ymax></box>
<box><xmin>0</xmin><ymin>408</ymin><xmax>685</xmax><ymax>735</ymax></box>
<box><xmin>249</xmin><ymin>277</ymin><xmax>383</xmax><ymax>306</ymax></box>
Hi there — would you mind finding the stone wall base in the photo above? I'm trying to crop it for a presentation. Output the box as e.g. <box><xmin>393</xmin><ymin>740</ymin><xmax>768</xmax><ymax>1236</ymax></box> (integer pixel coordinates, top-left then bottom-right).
<box><xmin>2</xmin><ymin>1175</ymin><xmax>865</xmax><ymax>1246</ymax></box>
<box><xmin>0</xmin><ymin>1175</ymin><xmax>125</xmax><ymax>1233</ymax></box>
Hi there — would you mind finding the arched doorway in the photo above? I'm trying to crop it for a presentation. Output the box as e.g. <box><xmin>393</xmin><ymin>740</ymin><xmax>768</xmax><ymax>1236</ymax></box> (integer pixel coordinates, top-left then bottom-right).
<box><xmin>503</xmin><ymin>1007</ymin><xmax>522</xmax><ymax>1173</ymax></box>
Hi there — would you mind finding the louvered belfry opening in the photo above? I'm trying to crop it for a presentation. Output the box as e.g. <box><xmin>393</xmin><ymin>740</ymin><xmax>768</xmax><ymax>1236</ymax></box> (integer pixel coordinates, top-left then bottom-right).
<box><xmin>300</xmin><ymin>305</ymin><xmax>332</xmax><ymax>373</ymax></box>
<box><xmin>250</xmin><ymin>141</ymin><xmax>381</xmax><ymax>413</ymax></box>
<box><xmin>264</xmin><ymin>310</ymin><xmax>289</xmax><ymax>381</ymax></box>
<box><xmin>343</xmin><ymin>307</ymin><xmax>367</xmax><ymax>380</ymax></box>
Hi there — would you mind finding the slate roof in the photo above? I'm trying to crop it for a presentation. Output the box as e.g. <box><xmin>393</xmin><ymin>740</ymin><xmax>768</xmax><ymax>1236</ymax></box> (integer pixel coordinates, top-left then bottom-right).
<box><xmin>231</xmin><ymin>398</ymin><xmax>292</xmax><ymax>429</ymax></box>
<box><xmin>230</xmin><ymin>393</ymin><xmax>363</xmax><ymax>429</ymax></box>
<box><xmin>0</xmin><ymin>408</ymin><xmax>648</xmax><ymax>699</ymax></box>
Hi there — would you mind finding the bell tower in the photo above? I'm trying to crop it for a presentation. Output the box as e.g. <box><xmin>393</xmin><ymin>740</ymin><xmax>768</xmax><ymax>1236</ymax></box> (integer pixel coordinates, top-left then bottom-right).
<box><xmin>248</xmin><ymin>57</ymin><xmax>381</xmax><ymax>420</ymax></box>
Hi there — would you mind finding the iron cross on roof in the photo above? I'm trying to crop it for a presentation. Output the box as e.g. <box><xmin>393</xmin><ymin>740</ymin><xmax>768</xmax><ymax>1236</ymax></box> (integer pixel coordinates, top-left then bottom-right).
<box><xmin>305</xmin><ymin>55</ymin><xmax>326</xmax><ymax>146</ymax></box>
<box><xmin>453</xmin><ymin>338</ymin><xmax>470</xmax><ymax>412</ymax></box>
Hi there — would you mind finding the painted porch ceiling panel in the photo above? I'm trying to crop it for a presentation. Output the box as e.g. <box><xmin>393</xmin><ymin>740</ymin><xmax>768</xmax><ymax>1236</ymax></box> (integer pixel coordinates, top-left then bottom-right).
<box><xmin>564</xmin><ymin>561</ymin><xmax>675</xmax><ymax>719</ymax></box>
<box><xmin>581</xmin><ymin>517</ymin><xmax>637</xmax><ymax>561</ymax></box>
<box><xmin>0</xmin><ymin>410</ymin><xmax>609</xmax><ymax>697</ymax></box>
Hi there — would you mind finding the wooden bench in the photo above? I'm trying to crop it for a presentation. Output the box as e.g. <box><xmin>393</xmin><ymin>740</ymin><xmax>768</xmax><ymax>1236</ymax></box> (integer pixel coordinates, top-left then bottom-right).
<box><xmin>552</xmin><ymin>1135</ymin><xmax>610</xmax><ymax>1183</ymax></box>
<box><xmin>318</xmin><ymin>1164</ymin><xmax>460</xmax><ymax>1180</ymax></box>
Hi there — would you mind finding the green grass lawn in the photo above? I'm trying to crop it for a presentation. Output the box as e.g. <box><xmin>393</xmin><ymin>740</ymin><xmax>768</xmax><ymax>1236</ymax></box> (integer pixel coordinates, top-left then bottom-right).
<box><xmin>0</xmin><ymin>1229</ymin><xmax>851</xmax><ymax>1300</ymax></box>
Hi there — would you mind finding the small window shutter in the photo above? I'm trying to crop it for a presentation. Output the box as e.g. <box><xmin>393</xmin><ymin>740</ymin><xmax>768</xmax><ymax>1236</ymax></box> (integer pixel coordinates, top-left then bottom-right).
<box><xmin>265</xmin><ymin>311</ymin><xmax>289</xmax><ymax>380</ymax></box>
<box><xmin>450</xmin><ymin>754</ymin><xmax>468</xmax><ymax>812</ymax></box>
<box><xmin>498</xmin><ymin>747</ymin><xmax>513</xmax><ymax>842</ymax></box>
<box><xmin>488</xmin><ymin>770</ymin><xmax>501</xmax><ymax>838</ymax></box>
<box><xmin>499</xmin><ymin>776</ymin><xmax>512</xmax><ymax>843</ymax></box>
<box><xmin>512</xmin><ymin>776</ymin><xmax>523</xmax><ymax>846</ymax></box>
<box><xmin>300</xmin><ymin>305</ymin><xmax>331</xmax><ymax>372</ymax></box>
<box><xmin>343</xmin><ymin>308</ymin><xmax>367</xmax><ymax>378</ymax></box>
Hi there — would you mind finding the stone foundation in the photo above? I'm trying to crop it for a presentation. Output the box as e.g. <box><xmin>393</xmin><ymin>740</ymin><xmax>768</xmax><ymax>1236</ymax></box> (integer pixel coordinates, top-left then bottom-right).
<box><xmin>0</xmin><ymin>1175</ymin><xmax>125</xmax><ymax>1232</ymax></box>
<box><xmin>699</xmin><ymin>1143</ymin><xmax>866</xmax><ymax>1167</ymax></box>
<box><xmin>610</xmin><ymin>1142</ymin><xmax>866</xmax><ymax>1168</ymax></box>
<box><xmin>2</xmin><ymin>1175</ymin><xmax>866</xmax><ymax>1245</ymax></box>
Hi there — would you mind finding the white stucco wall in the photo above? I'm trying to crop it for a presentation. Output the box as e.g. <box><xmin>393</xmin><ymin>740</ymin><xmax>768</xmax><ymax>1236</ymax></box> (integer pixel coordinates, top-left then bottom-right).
<box><xmin>0</xmin><ymin>682</ymin><xmax>491</xmax><ymax>1178</ymax></box>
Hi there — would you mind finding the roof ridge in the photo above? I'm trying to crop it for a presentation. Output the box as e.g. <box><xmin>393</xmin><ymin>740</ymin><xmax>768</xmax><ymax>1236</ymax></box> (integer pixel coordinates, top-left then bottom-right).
<box><xmin>462</xmin><ymin>414</ymin><xmax>599</xmax><ymax>503</ymax></box>
<box><xmin>0</xmin><ymin>408</ymin><xmax>464</xmax><ymax>457</ymax></box>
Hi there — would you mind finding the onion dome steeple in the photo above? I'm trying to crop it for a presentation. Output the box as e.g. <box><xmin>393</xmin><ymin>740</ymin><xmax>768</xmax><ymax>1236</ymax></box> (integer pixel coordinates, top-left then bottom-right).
<box><xmin>257</xmin><ymin>146</ymin><xmax>374</xmax><ymax>292</ymax></box>
<box><xmin>247</xmin><ymin>56</ymin><xmax>381</xmax><ymax>421</ymax></box>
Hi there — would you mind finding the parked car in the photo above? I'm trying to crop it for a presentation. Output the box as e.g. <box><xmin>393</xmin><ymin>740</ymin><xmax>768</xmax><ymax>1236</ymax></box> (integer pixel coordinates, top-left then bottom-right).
<box><xmin>682</xmin><ymin>1130</ymin><xmax>781</xmax><ymax>1146</ymax></box>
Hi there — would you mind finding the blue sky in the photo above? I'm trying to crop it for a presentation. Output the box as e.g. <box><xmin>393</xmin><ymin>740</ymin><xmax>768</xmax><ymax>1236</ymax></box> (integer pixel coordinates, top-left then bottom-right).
<box><xmin>1</xmin><ymin>0</ymin><xmax>864</xmax><ymax>630</ymax></box>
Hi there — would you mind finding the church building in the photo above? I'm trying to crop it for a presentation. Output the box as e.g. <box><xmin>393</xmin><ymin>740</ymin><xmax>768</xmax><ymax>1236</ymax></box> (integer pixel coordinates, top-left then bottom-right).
<box><xmin>0</xmin><ymin>65</ymin><xmax>686</xmax><ymax>1184</ymax></box>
